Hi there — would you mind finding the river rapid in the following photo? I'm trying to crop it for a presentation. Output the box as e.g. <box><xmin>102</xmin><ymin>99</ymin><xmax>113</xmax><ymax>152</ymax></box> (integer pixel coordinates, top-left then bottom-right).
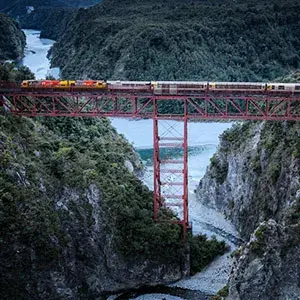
<box><xmin>22</xmin><ymin>29</ymin><xmax>239</xmax><ymax>300</ymax></box>
<box><xmin>22</xmin><ymin>29</ymin><xmax>60</xmax><ymax>79</ymax></box>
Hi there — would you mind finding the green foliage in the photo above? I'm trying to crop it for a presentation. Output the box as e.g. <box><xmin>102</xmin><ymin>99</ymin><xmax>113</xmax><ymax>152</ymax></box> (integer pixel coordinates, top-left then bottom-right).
<box><xmin>0</xmin><ymin>117</ymin><xmax>67</xmax><ymax>268</ymax></box>
<box><xmin>285</xmin><ymin>196</ymin><xmax>300</xmax><ymax>225</ymax></box>
<box><xmin>277</xmin><ymin>70</ymin><xmax>300</xmax><ymax>83</ymax></box>
<box><xmin>250</xmin><ymin>225</ymin><xmax>267</xmax><ymax>254</ymax></box>
<box><xmin>0</xmin><ymin>13</ymin><xmax>26</xmax><ymax>61</ymax></box>
<box><xmin>211</xmin><ymin>285</ymin><xmax>229</xmax><ymax>299</ymax></box>
<box><xmin>217</xmin><ymin>285</ymin><xmax>229</xmax><ymax>297</ymax></box>
<box><xmin>48</xmin><ymin>0</ymin><xmax>300</xmax><ymax>84</ymax></box>
<box><xmin>189</xmin><ymin>234</ymin><xmax>227</xmax><ymax>275</ymax></box>
<box><xmin>267</xmin><ymin>162</ymin><xmax>281</xmax><ymax>184</ymax></box>
<box><xmin>0</xmin><ymin>62</ymin><xmax>34</xmax><ymax>81</ymax></box>
<box><xmin>221</xmin><ymin>122</ymin><xmax>257</xmax><ymax>151</ymax></box>
<box><xmin>251</xmin><ymin>154</ymin><xmax>261</xmax><ymax>173</ymax></box>
<box><xmin>210</xmin><ymin>153</ymin><xmax>228</xmax><ymax>185</ymax></box>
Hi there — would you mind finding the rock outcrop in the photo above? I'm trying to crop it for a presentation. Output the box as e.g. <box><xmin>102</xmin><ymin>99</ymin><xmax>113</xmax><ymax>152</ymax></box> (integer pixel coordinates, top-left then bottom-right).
<box><xmin>196</xmin><ymin>121</ymin><xmax>300</xmax><ymax>299</ymax></box>
<box><xmin>227</xmin><ymin>220</ymin><xmax>300</xmax><ymax>300</ymax></box>
<box><xmin>0</xmin><ymin>13</ymin><xmax>26</xmax><ymax>60</ymax></box>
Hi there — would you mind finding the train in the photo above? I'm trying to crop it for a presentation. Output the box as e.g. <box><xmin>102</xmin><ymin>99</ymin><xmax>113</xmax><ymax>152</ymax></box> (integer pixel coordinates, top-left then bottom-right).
<box><xmin>21</xmin><ymin>80</ymin><xmax>300</xmax><ymax>95</ymax></box>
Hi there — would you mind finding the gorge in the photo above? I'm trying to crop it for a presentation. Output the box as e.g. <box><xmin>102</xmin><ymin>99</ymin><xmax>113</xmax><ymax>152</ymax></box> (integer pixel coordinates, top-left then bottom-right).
<box><xmin>0</xmin><ymin>0</ymin><xmax>300</xmax><ymax>299</ymax></box>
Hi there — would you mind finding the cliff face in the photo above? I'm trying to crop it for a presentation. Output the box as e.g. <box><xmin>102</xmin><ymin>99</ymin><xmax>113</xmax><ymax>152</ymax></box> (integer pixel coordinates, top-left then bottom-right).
<box><xmin>227</xmin><ymin>220</ymin><xmax>300</xmax><ymax>300</ymax></box>
<box><xmin>0</xmin><ymin>13</ymin><xmax>25</xmax><ymax>60</ymax></box>
<box><xmin>196</xmin><ymin>121</ymin><xmax>300</xmax><ymax>299</ymax></box>
<box><xmin>196</xmin><ymin>121</ymin><xmax>300</xmax><ymax>238</ymax></box>
<box><xmin>0</xmin><ymin>116</ymin><xmax>184</xmax><ymax>299</ymax></box>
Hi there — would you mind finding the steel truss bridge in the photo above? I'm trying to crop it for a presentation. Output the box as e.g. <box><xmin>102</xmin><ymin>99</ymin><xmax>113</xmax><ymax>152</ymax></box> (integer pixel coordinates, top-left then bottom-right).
<box><xmin>1</xmin><ymin>87</ymin><xmax>300</xmax><ymax>239</ymax></box>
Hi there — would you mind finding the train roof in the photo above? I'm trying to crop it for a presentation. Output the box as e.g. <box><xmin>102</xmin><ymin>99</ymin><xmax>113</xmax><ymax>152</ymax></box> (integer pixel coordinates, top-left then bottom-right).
<box><xmin>107</xmin><ymin>81</ymin><xmax>151</xmax><ymax>84</ymax></box>
<box><xmin>152</xmin><ymin>81</ymin><xmax>207</xmax><ymax>84</ymax></box>
<box><xmin>268</xmin><ymin>82</ymin><xmax>299</xmax><ymax>86</ymax></box>
<box><xmin>210</xmin><ymin>82</ymin><xmax>266</xmax><ymax>85</ymax></box>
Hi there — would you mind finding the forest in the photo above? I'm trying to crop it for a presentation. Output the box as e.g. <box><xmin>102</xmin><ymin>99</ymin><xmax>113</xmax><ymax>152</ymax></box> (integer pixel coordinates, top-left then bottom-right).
<box><xmin>46</xmin><ymin>0</ymin><xmax>300</xmax><ymax>82</ymax></box>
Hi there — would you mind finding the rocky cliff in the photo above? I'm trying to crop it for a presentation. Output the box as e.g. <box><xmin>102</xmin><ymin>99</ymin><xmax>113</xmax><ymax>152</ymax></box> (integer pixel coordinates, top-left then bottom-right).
<box><xmin>196</xmin><ymin>121</ymin><xmax>300</xmax><ymax>299</ymax></box>
<box><xmin>0</xmin><ymin>13</ymin><xmax>26</xmax><ymax>61</ymax></box>
<box><xmin>196</xmin><ymin>121</ymin><xmax>300</xmax><ymax>238</ymax></box>
<box><xmin>0</xmin><ymin>116</ymin><xmax>185</xmax><ymax>299</ymax></box>
<box><xmin>227</xmin><ymin>220</ymin><xmax>300</xmax><ymax>300</ymax></box>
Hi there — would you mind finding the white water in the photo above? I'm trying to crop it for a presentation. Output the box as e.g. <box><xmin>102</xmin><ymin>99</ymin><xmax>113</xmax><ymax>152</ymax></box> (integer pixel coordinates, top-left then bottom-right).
<box><xmin>22</xmin><ymin>29</ymin><xmax>239</xmax><ymax>298</ymax></box>
<box><xmin>21</xmin><ymin>29</ymin><xmax>60</xmax><ymax>79</ymax></box>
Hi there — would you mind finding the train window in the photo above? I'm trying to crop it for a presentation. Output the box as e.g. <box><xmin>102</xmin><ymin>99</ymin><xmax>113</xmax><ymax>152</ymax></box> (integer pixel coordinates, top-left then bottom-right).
<box><xmin>271</xmin><ymin>85</ymin><xmax>275</xmax><ymax>90</ymax></box>
<box><xmin>278</xmin><ymin>85</ymin><xmax>285</xmax><ymax>90</ymax></box>
<box><xmin>295</xmin><ymin>85</ymin><xmax>300</xmax><ymax>90</ymax></box>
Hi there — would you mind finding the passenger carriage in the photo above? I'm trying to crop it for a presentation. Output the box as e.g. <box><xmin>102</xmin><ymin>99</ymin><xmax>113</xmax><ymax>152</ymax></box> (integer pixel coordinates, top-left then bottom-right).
<box><xmin>152</xmin><ymin>81</ymin><xmax>207</xmax><ymax>95</ymax></box>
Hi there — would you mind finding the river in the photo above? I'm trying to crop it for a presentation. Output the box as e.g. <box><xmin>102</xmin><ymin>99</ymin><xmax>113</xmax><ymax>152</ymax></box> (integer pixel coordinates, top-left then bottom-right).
<box><xmin>22</xmin><ymin>29</ymin><xmax>60</xmax><ymax>79</ymax></box>
<box><xmin>21</xmin><ymin>29</ymin><xmax>239</xmax><ymax>300</ymax></box>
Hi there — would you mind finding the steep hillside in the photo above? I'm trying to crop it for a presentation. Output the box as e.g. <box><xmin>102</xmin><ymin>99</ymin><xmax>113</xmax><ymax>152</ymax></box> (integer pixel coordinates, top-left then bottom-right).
<box><xmin>196</xmin><ymin>121</ymin><xmax>300</xmax><ymax>299</ymax></box>
<box><xmin>0</xmin><ymin>0</ymin><xmax>100</xmax><ymax>11</ymax></box>
<box><xmin>196</xmin><ymin>121</ymin><xmax>300</xmax><ymax>238</ymax></box>
<box><xmin>0</xmin><ymin>13</ymin><xmax>26</xmax><ymax>61</ymax></box>
<box><xmin>22</xmin><ymin>7</ymin><xmax>75</xmax><ymax>40</ymax></box>
<box><xmin>0</xmin><ymin>113</ymin><xmax>228</xmax><ymax>298</ymax></box>
<box><xmin>48</xmin><ymin>0</ymin><xmax>300</xmax><ymax>80</ymax></box>
<box><xmin>0</xmin><ymin>62</ymin><xmax>34</xmax><ymax>81</ymax></box>
<box><xmin>0</xmin><ymin>0</ymin><xmax>100</xmax><ymax>29</ymax></box>
<box><xmin>0</xmin><ymin>115</ymin><xmax>184</xmax><ymax>299</ymax></box>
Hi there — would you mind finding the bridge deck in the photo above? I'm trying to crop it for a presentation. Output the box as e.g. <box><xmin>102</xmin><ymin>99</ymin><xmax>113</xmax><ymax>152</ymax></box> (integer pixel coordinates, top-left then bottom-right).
<box><xmin>0</xmin><ymin>90</ymin><xmax>299</xmax><ymax>120</ymax></box>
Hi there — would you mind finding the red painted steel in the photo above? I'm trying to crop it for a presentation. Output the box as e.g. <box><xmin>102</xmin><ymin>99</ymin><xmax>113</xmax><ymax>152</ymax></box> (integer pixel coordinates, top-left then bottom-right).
<box><xmin>0</xmin><ymin>92</ymin><xmax>299</xmax><ymax>120</ymax></box>
<box><xmin>1</xmin><ymin>88</ymin><xmax>300</xmax><ymax>239</ymax></box>
<box><xmin>183</xmin><ymin>99</ymin><xmax>189</xmax><ymax>240</ymax></box>
<box><xmin>154</xmin><ymin>115</ymin><xmax>188</xmax><ymax>237</ymax></box>
<box><xmin>153</xmin><ymin>98</ymin><xmax>161</xmax><ymax>223</ymax></box>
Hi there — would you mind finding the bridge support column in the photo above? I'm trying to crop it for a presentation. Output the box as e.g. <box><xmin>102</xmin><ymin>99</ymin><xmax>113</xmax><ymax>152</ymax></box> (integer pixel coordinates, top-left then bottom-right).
<box><xmin>152</xmin><ymin>97</ymin><xmax>189</xmax><ymax>240</ymax></box>
<box><xmin>183</xmin><ymin>98</ymin><xmax>189</xmax><ymax>240</ymax></box>
<box><xmin>153</xmin><ymin>98</ymin><xmax>161</xmax><ymax>222</ymax></box>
